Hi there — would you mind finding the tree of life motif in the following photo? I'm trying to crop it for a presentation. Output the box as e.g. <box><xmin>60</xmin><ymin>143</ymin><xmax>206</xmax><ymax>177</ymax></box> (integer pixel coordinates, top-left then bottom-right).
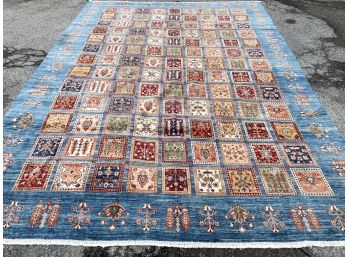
<box><xmin>198</xmin><ymin>205</ymin><xmax>219</xmax><ymax>233</ymax></box>
<box><xmin>290</xmin><ymin>204</ymin><xmax>320</xmax><ymax>232</ymax></box>
<box><xmin>166</xmin><ymin>204</ymin><xmax>190</xmax><ymax>232</ymax></box>
<box><xmin>261</xmin><ymin>205</ymin><xmax>285</xmax><ymax>233</ymax></box>
<box><xmin>67</xmin><ymin>202</ymin><xmax>92</xmax><ymax>229</ymax></box>
<box><xmin>98</xmin><ymin>202</ymin><xmax>129</xmax><ymax>231</ymax></box>
<box><xmin>225</xmin><ymin>205</ymin><xmax>255</xmax><ymax>233</ymax></box>
<box><xmin>327</xmin><ymin>205</ymin><xmax>345</xmax><ymax>232</ymax></box>
<box><xmin>136</xmin><ymin>203</ymin><xmax>158</xmax><ymax>231</ymax></box>
<box><xmin>3</xmin><ymin>201</ymin><xmax>23</xmax><ymax>228</ymax></box>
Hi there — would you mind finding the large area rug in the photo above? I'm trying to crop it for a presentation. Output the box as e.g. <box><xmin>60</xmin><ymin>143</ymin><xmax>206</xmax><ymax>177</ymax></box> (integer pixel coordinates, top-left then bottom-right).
<box><xmin>3</xmin><ymin>1</ymin><xmax>345</xmax><ymax>247</ymax></box>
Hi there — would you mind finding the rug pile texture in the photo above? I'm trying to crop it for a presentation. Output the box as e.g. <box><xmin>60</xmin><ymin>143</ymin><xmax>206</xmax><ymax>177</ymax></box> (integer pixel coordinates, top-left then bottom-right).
<box><xmin>3</xmin><ymin>1</ymin><xmax>345</xmax><ymax>247</ymax></box>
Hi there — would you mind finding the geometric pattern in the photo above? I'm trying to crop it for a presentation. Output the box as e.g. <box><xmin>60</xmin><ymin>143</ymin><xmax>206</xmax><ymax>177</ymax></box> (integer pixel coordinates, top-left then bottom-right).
<box><xmin>4</xmin><ymin>2</ymin><xmax>344</xmax><ymax>246</ymax></box>
<box><xmin>126</xmin><ymin>166</ymin><xmax>158</xmax><ymax>194</ymax></box>
<box><xmin>291</xmin><ymin>168</ymin><xmax>334</xmax><ymax>196</ymax></box>
<box><xmin>193</xmin><ymin>168</ymin><xmax>226</xmax><ymax>196</ymax></box>
<box><xmin>225</xmin><ymin>168</ymin><xmax>260</xmax><ymax>196</ymax></box>
<box><xmin>162</xmin><ymin>167</ymin><xmax>191</xmax><ymax>195</ymax></box>
<box><xmin>13</xmin><ymin>161</ymin><xmax>55</xmax><ymax>191</ymax></box>
<box><xmin>281</xmin><ymin>144</ymin><xmax>317</xmax><ymax>166</ymax></box>
<box><xmin>51</xmin><ymin>161</ymin><xmax>91</xmax><ymax>191</ymax></box>
<box><xmin>259</xmin><ymin>168</ymin><xmax>297</xmax><ymax>196</ymax></box>
<box><xmin>89</xmin><ymin>163</ymin><xmax>124</xmax><ymax>192</ymax></box>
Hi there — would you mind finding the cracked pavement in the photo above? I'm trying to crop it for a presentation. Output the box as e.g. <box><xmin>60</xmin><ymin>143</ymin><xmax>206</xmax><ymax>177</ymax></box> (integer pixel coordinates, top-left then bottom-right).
<box><xmin>3</xmin><ymin>0</ymin><xmax>345</xmax><ymax>256</ymax></box>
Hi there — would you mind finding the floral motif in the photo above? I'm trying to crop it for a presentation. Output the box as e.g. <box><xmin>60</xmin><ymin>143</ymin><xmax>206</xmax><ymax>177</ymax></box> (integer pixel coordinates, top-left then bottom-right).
<box><xmin>13</xmin><ymin>161</ymin><xmax>55</xmax><ymax>191</ymax></box>
<box><xmin>73</xmin><ymin>114</ymin><xmax>102</xmax><ymax>134</ymax></box>
<box><xmin>259</xmin><ymin>85</ymin><xmax>283</xmax><ymax>101</ymax></box>
<box><xmin>90</xmin><ymin>163</ymin><xmax>124</xmax><ymax>192</ymax></box>
<box><xmin>126</xmin><ymin>166</ymin><xmax>158</xmax><ymax>194</ymax></box>
<box><xmin>332</xmin><ymin>160</ymin><xmax>345</xmax><ymax>177</ymax></box>
<box><xmin>231</xmin><ymin>71</ymin><xmax>252</xmax><ymax>83</ymax></box>
<box><xmin>216</xmin><ymin>120</ymin><xmax>243</xmax><ymax>140</ymax></box>
<box><xmin>51</xmin><ymin>162</ymin><xmax>90</xmax><ymax>191</ymax></box>
<box><xmin>139</xmin><ymin>83</ymin><xmax>160</xmax><ymax>96</ymax></box>
<box><xmin>67</xmin><ymin>202</ymin><xmax>92</xmax><ymax>229</ymax></box>
<box><xmin>225</xmin><ymin>205</ymin><xmax>254</xmax><ymax>233</ymax></box>
<box><xmin>220</xmin><ymin>142</ymin><xmax>250</xmax><ymax>165</ymax></box>
<box><xmin>238</xmin><ymin>102</ymin><xmax>262</xmax><ymax>118</ymax></box>
<box><xmin>291</xmin><ymin>168</ymin><xmax>334</xmax><ymax>196</ymax></box>
<box><xmin>188</xmin><ymin>83</ymin><xmax>206</xmax><ymax>98</ymax></box>
<box><xmin>3</xmin><ymin>201</ymin><xmax>23</xmax><ymax>228</ymax></box>
<box><xmin>138</xmin><ymin>98</ymin><xmax>160</xmax><ymax>114</ymax></box>
<box><xmin>103</xmin><ymin>115</ymin><xmax>130</xmax><ymax>135</ymax></box>
<box><xmin>51</xmin><ymin>94</ymin><xmax>79</xmax><ymax>110</ymax></box>
<box><xmin>259</xmin><ymin>168</ymin><xmax>296</xmax><ymax>196</ymax></box>
<box><xmin>191</xmin><ymin>141</ymin><xmax>219</xmax><ymax>164</ymax></box>
<box><xmin>188</xmin><ymin>100</ymin><xmax>210</xmax><ymax>117</ymax></box>
<box><xmin>133</xmin><ymin>115</ymin><xmax>159</xmax><ymax>137</ymax></box>
<box><xmin>327</xmin><ymin>205</ymin><xmax>345</xmax><ymax>232</ymax></box>
<box><xmin>12</xmin><ymin>112</ymin><xmax>34</xmax><ymax>130</ymax></box>
<box><xmin>98</xmin><ymin>202</ymin><xmax>129</xmax><ymax>231</ymax></box>
<box><xmin>194</xmin><ymin>168</ymin><xmax>226</xmax><ymax>196</ymax></box>
<box><xmin>189</xmin><ymin>119</ymin><xmax>214</xmax><ymax>139</ymax></box>
<box><xmin>281</xmin><ymin>144</ymin><xmax>316</xmax><ymax>166</ymax></box>
<box><xmin>244</xmin><ymin>121</ymin><xmax>272</xmax><ymax>140</ymax></box>
<box><xmin>3</xmin><ymin>152</ymin><xmax>14</xmax><ymax>172</ymax></box>
<box><xmin>29</xmin><ymin>136</ymin><xmax>64</xmax><ymax>159</ymax></box>
<box><xmin>235</xmin><ymin>85</ymin><xmax>257</xmax><ymax>100</ymax></box>
<box><xmin>136</xmin><ymin>204</ymin><xmax>158</xmax><ymax>231</ymax></box>
<box><xmin>98</xmin><ymin>136</ymin><xmax>128</xmax><ymax>160</ymax></box>
<box><xmin>162</xmin><ymin>167</ymin><xmax>191</xmax><ymax>194</ymax></box>
<box><xmin>162</xmin><ymin>140</ymin><xmax>188</xmax><ymax>163</ymax></box>
<box><xmin>309</xmin><ymin>124</ymin><xmax>328</xmax><ymax>139</ymax></box>
<box><xmin>3</xmin><ymin>134</ymin><xmax>24</xmax><ymax>146</ymax></box>
<box><xmin>163</xmin><ymin>99</ymin><xmax>183</xmax><ymax>115</ymax></box>
<box><xmin>109</xmin><ymin>96</ymin><xmax>133</xmax><ymax>113</ymax></box>
<box><xmin>226</xmin><ymin>168</ymin><xmax>260</xmax><ymax>196</ymax></box>
<box><xmin>41</xmin><ymin>113</ymin><xmax>72</xmax><ymax>133</ymax></box>
<box><xmin>250</xmin><ymin>143</ymin><xmax>283</xmax><ymax>165</ymax></box>
<box><xmin>131</xmin><ymin>139</ymin><xmax>158</xmax><ymax>163</ymax></box>
<box><xmin>80</xmin><ymin>95</ymin><xmax>107</xmax><ymax>112</ymax></box>
<box><xmin>320</xmin><ymin>143</ymin><xmax>341</xmax><ymax>155</ymax></box>
<box><xmin>261</xmin><ymin>205</ymin><xmax>285</xmax><ymax>233</ymax></box>
<box><xmin>60</xmin><ymin>79</ymin><xmax>84</xmax><ymax>92</ymax></box>
<box><xmin>114</xmin><ymin>81</ymin><xmax>135</xmax><ymax>95</ymax></box>
<box><xmin>264</xmin><ymin>103</ymin><xmax>292</xmax><ymax>120</ymax></box>
<box><xmin>142</xmin><ymin>68</ymin><xmax>162</xmax><ymax>81</ymax></box>
<box><xmin>198</xmin><ymin>206</ymin><xmax>219</xmax><ymax>233</ymax></box>
<box><xmin>271</xmin><ymin>122</ymin><xmax>303</xmax><ymax>141</ymax></box>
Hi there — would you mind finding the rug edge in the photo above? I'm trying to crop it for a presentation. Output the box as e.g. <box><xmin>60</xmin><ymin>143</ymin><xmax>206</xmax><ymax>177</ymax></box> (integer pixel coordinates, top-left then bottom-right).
<box><xmin>88</xmin><ymin>0</ymin><xmax>263</xmax><ymax>2</ymax></box>
<box><xmin>3</xmin><ymin>239</ymin><xmax>345</xmax><ymax>248</ymax></box>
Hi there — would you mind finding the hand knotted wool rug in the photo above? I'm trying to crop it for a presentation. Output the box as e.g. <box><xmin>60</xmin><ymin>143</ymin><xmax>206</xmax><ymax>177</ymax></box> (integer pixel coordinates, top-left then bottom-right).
<box><xmin>3</xmin><ymin>1</ymin><xmax>345</xmax><ymax>248</ymax></box>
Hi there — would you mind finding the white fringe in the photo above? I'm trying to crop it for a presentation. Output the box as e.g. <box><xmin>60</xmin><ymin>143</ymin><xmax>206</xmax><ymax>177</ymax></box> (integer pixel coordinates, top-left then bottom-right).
<box><xmin>88</xmin><ymin>1</ymin><xmax>262</xmax><ymax>3</ymax></box>
<box><xmin>3</xmin><ymin>239</ymin><xmax>345</xmax><ymax>248</ymax></box>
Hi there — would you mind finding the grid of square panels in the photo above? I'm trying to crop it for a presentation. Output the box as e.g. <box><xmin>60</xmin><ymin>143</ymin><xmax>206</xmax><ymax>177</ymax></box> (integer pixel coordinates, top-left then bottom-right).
<box><xmin>14</xmin><ymin>7</ymin><xmax>333</xmax><ymax>197</ymax></box>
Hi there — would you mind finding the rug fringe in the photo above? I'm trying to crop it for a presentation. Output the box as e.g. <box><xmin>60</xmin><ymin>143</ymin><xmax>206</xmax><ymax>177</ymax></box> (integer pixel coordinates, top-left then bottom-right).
<box><xmin>3</xmin><ymin>239</ymin><xmax>345</xmax><ymax>248</ymax></box>
<box><xmin>88</xmin><ymin>1</ymin><xmax>262</xmax><ymax>2</ymax></box>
